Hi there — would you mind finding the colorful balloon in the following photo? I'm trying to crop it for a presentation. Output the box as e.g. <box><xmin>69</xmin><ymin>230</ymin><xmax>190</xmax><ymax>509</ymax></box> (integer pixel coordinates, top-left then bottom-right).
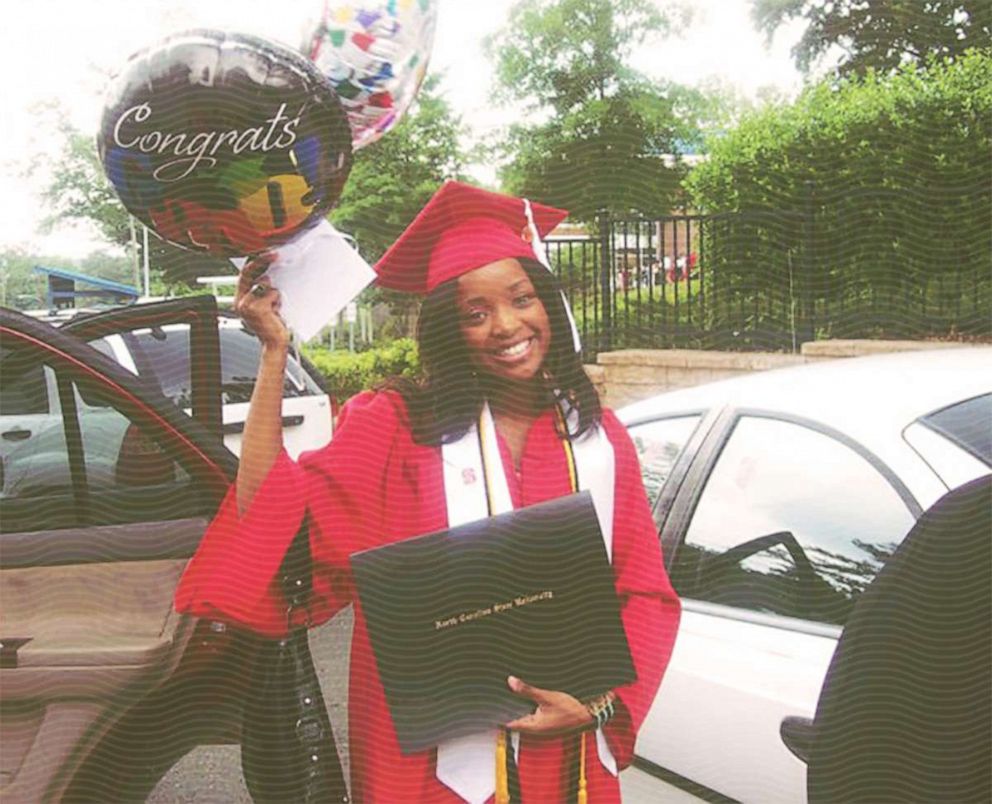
<box><xmin>99</xmin><ymin>30</ymin><xmax>352</xmax><ymax>257</ymax></box>
<box><xmin>306</xmin><ymin>0</ymin><xmax>437</xmax><ymax>151</ymax></box>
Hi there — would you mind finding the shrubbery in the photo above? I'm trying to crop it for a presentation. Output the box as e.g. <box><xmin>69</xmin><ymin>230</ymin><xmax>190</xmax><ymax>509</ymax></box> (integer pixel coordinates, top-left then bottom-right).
<box><xmin>685</xmin><ymin>49</ymin><xmax>991</xmax><ymax>344</ymax></box>
<box><xmin>303</xmin><ymin>338</ymin><xmax>420</xmax><ymax>401</ymax></box>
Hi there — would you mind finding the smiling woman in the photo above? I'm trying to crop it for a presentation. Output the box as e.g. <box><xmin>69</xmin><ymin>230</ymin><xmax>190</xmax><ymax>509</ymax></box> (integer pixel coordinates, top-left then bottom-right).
<box><xmin>457</xmin><ymin>258</ymin><xmax>551</xmax><ymax>385</ymax></box>
<box><xmin>175</xmin><ymin>181</ymin><xmax>681</xmax><ymax>803</ymax></box>
<box><xmin>399</xmin><ymin>254</ymin><xmax>574</xmax><ymax>472</ymax></box>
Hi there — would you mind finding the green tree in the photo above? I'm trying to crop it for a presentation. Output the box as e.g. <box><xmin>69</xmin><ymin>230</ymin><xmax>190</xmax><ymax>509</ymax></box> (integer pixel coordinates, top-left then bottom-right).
<box><xmin>752</xmin><ymin>0</ymin><xmax>991</xmax><ymax>77</ymax></box>
<box><xmin>330</xmin><ymin>76</ymin><xmax>467</xmax><ymax>262</ymax></box>
<box><xmin>0</xmin><ymin>249</ymin><xmax>48</xmax><ymax>309</ymax></box>
<box><xmin>329</xmin><ymin>76</ymin><xmax>467</xmax><ymax>337</ymax></box>
<box><xmin>686</xmin><ymin>50</ymin><xmax>992</xmax><ymax>345</ymax></box>
<box><xmin>31</xmin><ymin>108</ymin><xmax>269</xmax><ymax>291</ymax></box>
<box><xmin>486</xmin><ymin>0</ymin><xmax>690</xmax><ymax>220</ymax></box>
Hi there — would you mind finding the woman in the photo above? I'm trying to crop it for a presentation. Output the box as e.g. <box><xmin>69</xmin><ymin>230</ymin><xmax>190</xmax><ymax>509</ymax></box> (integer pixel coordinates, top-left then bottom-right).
<box><xmin>176</xmin><ymin>181</ymin><xmax>681</xmax><ymax>803</ymax></box>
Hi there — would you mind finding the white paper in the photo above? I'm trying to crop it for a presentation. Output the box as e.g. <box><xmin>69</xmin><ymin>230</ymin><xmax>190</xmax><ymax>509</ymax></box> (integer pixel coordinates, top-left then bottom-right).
<box><xmin>234</xmin><ymin>220</ymin><xmax>376</xmax><ymax>342</ymax></box>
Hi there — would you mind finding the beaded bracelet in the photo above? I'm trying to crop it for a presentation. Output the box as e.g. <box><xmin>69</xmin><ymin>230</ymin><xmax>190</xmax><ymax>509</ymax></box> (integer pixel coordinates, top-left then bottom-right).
<box><xmin>584</xmin><ymin>690</ymin><xmax>616</xmax><ymax>730</ymax></box>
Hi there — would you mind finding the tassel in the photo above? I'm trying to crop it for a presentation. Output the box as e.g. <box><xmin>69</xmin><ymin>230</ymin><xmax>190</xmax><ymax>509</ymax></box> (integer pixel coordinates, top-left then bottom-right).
<box><xmin>577</xmin><ymin>732</ymin><xmax>588</xmax><ymax>804</ymax></box>
<box><xmin>496</xmin><ymin>729</ymin><xmax>510</xmax><ymax>804</ymax></box>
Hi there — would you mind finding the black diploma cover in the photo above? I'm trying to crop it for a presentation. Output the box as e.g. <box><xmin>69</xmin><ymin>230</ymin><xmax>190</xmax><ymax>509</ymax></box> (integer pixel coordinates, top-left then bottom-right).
<box><xmin>349</xmin><ymin>491</ymin><xmax>636</xmax><ymax>753</ymax></box>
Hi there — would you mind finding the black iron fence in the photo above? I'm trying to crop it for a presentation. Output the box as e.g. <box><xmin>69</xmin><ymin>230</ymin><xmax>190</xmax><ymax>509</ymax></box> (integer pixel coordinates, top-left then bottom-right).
<box><xmin>544</xmin><ymin>190</ymin><xmax>990</xmax><ymax>358</ymax></box>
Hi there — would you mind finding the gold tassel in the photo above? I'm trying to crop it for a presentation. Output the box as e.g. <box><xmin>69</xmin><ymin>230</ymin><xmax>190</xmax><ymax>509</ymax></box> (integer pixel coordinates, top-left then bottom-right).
<box><xmin>496</xmin><ymin>729</ymin><xmax>510</xmax><ymax>804</ymax></box>
<box><xmin>577</xmin><ymin>731</ymin><xmax>588</xmax><ymax>804</ymax></box>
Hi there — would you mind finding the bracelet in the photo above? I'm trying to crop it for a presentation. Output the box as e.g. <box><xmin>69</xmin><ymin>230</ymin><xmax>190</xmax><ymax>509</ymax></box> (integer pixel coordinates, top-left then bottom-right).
<box><xmin>584</xmin><ymin>690</ymin><xmax>616</xmax><ymax>730</ymax></box>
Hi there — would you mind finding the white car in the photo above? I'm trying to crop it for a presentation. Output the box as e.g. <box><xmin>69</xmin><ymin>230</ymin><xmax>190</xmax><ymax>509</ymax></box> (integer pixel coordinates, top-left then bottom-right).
<box><xmin>5</xmin><ymin>302</ymin><xmax>332</xmax><ymax>460</ymax></box>
<box><xmin>1</xmin><ymin>299</ymin><xmax>333</xmax><ymax>498</ymax></box>
<box><xmin>89</xmin><ymin>313</ymin><xmax>332</xmax><ymax>458</ymax></box>
<box><xmin>617</xmin><ymin>348</ymin><xmax>991</xmax><ymax>803</ymax></box>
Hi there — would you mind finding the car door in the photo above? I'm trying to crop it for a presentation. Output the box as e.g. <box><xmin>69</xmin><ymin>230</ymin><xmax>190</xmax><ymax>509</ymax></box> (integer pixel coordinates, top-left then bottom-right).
<box><xmin>62</xmin><ymin>296</ymin><xmax>224</xmax><ymax>439</ymax></box>
<box><xmin>0</xmin><ymin>358</ymin><xmax>60</xmax><ymax>476</ymax></box>
<box><xmin>68</xmin><ymin>306</ymin><xmax>333</xmax><ymax>458</ymax></box>
<box><xmin>630</xmin><ymin>409</ymin><xmax>922</xmax><ymax>803</ymax></box>
<box><xmin>210</xmin><ymin>317</ymin><xmax>333</xmax><ymax>458</ymax></box>
<box><xmin>0</xmin><ymin>304</ymin><xmax>239</xmax><ymax>803</ymax></box>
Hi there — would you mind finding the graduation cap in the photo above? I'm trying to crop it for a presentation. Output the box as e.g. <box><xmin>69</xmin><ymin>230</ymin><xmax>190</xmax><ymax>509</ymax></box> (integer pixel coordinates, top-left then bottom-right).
<box><xmin>374</xmin><ymin>181</ymin><xmax>568</xmax><ymax>294</ymax></box>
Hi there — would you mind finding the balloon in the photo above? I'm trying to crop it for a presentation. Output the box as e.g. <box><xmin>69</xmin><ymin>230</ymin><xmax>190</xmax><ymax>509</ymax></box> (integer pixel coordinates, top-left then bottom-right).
<box><xmin>98</xmin><ymin>30</ymin><xmax>352</xmax><ymax>257</ymax></box>
<box><xmin>306</xmin><ymin>0</ymin><xmax>437</xmax><ymax>151</ymax></box>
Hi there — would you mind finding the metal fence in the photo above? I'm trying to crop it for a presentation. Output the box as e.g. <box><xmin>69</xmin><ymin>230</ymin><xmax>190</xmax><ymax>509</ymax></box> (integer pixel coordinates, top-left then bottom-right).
<box><xmin>544</xmin><ymin>198</ymin><xmax>990</xmax><ymax>358</ymax></box>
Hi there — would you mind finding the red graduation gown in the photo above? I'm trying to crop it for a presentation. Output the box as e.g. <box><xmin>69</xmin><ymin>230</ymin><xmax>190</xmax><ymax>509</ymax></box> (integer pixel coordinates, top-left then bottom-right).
<box><xmin>176</xmin><ymin>391</ymin><xmax>680</xmax><ymax>803</ymax></box>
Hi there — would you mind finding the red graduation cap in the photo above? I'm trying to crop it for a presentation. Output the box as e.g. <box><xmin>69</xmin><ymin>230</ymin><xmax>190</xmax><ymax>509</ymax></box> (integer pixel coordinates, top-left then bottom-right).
<box><xmin>374</xmin><ymin>181</ymin><xmax>568</xmax><ymax>294</ymax></box>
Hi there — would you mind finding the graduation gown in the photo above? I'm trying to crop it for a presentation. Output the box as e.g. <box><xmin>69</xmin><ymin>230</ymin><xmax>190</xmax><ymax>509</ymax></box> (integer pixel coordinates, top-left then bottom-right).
<box><xmin>176</xmin><ymin>391</ymin><xmax>681</xmax><ymax>803</ymax></box>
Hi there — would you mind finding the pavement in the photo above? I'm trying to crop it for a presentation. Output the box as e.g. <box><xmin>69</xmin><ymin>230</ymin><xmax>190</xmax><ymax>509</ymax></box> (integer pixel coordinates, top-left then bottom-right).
<box><xmin>148</xmin><ymin>612</ymin><xmax>352</xmax><ymax>804</ymax></box>
<box><xmin>148</xmin><ymin>608</ymin><xmax>700</xmax><ymax>803</ymax></box>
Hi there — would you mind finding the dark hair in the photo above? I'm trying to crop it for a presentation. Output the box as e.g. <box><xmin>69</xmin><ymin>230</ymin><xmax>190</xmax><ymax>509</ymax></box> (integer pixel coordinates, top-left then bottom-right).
<box><xmin>385</xmin><ymin>259</ymin><xmax>602</xmax><ymax>445</ymax></box>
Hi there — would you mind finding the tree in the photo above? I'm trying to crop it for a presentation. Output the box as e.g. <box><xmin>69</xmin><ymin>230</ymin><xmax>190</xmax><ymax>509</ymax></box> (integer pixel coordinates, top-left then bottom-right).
<box><xmin>329</xmin><ymin>76</ymin><xmax>467</xmax><ymax>262</ymax></box>
<box><xmin>686</xmin><ymin>50</ymin><xmax>992</xmax><ymax>343</ymax></box>
<box><xmin>486</xmin><ymin>0</ymin><xmax>690</xmax><ymax>220</ymax></box>
<box><xmin>33</xmin><ymin>108</ymin><xmax>230</xmax><ymax>290</ymax></box>
<box><xmin>752</xmin><ymin>0</ymin><xmax>992</xmax><ymax>77</ymax></box>
<box><xmin>1</xmin><ymin>248</ymin><xmax>49</xmax><ymax>309</ymax></box>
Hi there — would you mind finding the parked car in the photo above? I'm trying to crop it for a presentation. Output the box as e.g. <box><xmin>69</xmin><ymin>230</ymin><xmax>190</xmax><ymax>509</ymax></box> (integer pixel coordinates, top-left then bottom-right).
<box><xmin>1</xmin><ymin>299</ymin><xmax>244</xmax><ymax>800</ymax></box>
<box><xmin>617</xmin><ymin>347</ymin><xmax>991</xmax><ymax>803</ymax></box>
<box><xmin>89</xmin><ymin>312</ymin><xmax>332</xmax><ymax>459</ymax></box>
<box><xmin>13</xmin><ymin>300</ymin><xmax>333</xmax><ymax>459</ymax></box>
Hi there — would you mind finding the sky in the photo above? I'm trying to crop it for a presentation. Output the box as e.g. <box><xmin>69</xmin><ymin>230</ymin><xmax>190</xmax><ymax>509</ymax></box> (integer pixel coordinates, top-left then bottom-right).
<box><xmin>0</xmin><ymin>0</ymin><xmax>806</xmax><ymax>259</ymax></box>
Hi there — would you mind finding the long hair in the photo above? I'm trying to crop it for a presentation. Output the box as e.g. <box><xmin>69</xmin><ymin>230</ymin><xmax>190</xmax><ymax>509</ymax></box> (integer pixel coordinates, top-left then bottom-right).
<box><xmin>385</xmin><ymin>259</ymin><xmax>602</xmax><ymax>445</ymax></box>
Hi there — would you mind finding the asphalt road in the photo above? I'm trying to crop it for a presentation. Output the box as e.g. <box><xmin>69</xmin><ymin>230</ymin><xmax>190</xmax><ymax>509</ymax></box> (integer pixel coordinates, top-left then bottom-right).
<box><xmin>148</xmin><ymin>610</ymin><xmax>354</xmax><ymax>804</ymax></box>
<box><xmin>147</xmin><ymin>607</ymin><xmax>699</xmax><ymax>803</ymax></box>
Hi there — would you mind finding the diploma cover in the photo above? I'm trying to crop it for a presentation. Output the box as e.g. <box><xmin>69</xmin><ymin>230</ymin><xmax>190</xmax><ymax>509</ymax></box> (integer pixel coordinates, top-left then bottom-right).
<box><xmin>349</xmin><ymin>491</ymin><xmax>635</xmax><ymax>753</ymax></box>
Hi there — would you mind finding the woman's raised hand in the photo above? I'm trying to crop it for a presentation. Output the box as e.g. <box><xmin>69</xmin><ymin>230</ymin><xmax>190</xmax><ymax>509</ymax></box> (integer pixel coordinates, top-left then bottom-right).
<box><xmin>235</xmin><ymin>253</ymin><xmax>290</xmax><ymax>351</ymax></box>
<box><xmin>233</xmin><ymin>252</ymin><xmax>292</xmax><ymax>515</ymax></box>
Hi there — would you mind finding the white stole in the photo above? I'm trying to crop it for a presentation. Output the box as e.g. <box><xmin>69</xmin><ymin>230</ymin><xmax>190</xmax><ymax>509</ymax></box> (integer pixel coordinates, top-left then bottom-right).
<box><xmin>434</xmin><ymin>402</ymin><xmax>618</xmax><ymax>803</ymax></box>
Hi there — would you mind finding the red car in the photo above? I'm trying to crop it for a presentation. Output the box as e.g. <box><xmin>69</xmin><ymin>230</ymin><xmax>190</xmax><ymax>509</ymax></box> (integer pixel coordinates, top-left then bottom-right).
<box><xmin>0</xmin><ymin>298</ymin><xmax>266</xmax><ymax>801</ymax></box>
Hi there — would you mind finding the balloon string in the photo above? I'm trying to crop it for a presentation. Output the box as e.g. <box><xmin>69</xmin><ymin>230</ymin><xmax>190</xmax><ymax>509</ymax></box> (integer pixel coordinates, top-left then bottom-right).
<box><xmin>309</xmin><ymin>0</ymin><xmax>331</xmax><ymax>59</ymax></box>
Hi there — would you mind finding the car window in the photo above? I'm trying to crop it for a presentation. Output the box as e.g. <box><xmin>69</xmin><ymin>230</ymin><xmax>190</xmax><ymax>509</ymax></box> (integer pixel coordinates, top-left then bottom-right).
<box><xmin>672</xmin><ymin>416</ymin><xmax>915</xmax><ymax>626</ymax></box>
<box><xmin>0</xmin><ymin>355</ymin><xmax>50</xmax><ymax>416</ymax></box>
<box><xmin>100</xmin><ymin>324</ymin><xmax>319</xmax><ymax>407</ymax></box>
<box><xmin>86</xmin><ymin>337</ymin><xmax>116</xmax><ymax>361</ymax></box>
<box><xmin>87</xmin><ymin>328</ymin><xmax>194</xmax><ymax>406</ymax></box>
<box><xmin>0</xmin><ymin>357</ymin><xmax>196</xmax><ymax>532</ymax></box>
<box><xmin>123</xmin><ymin>327</ymin><xmax>198</xmax><ymax>407</ymax></box>
<box><xmin>627</xmin><ymin>416</ymin><xmax>701</xmax><ymax>506</ymax></box>
<box><xmin>903</xmin><ymin>421</ymin><xmax>990</xmax><ymax>490</ymax></box>
<box><xmin>920</xmin><ymin>394</ymin><xmax>991</xmax><ymax>466</ymax></box>
<box><xmin>217</xmin><ymin>327</ymin><xmax>321</xmax><ymax>403</ymax></box>
<box><xmin>79</xmin><ymin>400</ymin><xmax>192</xmax><ymax>495</ymax></box>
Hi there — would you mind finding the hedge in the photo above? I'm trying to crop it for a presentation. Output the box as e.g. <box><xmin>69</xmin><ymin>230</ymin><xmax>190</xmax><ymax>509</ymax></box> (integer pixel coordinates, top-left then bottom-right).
<box><xmin>685</xmin><ymin>49</ymin><xmax>991</xmax><ymax>344</ymax></box>
<box><xmin>303</xmin><ymin>338</ymin><xmax>420</xmax><ymax>401</ymax></box>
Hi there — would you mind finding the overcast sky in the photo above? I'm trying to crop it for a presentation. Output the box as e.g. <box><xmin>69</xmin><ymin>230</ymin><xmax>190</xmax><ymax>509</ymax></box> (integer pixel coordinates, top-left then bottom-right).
<box><xmin>0</xmin><ymin>0</ymin><xmax>806</xmax><ymax>258</ymax></box>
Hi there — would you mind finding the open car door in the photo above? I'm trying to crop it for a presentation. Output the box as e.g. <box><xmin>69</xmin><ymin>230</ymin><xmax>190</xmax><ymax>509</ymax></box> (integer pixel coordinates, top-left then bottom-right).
<box><xmin>0</xmin><ymin>299</ymin><xmax>246</xmax><ymax>802</ymax></box>
<box><xmin>61</xmin><ymin>295</ymin><xmax>224</xmax><ymax>439</ymax></box>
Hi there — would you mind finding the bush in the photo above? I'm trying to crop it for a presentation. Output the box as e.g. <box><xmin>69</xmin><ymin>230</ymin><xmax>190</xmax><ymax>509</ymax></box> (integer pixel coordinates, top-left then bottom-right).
<box><xmin>302</xmin><ymin>338</ymin><xmax>420</xmax><ymax>402</ymax></box>
<box><xmin>685</xmin><ymin>49</ymin><xmax>992</xmax><ymax>343</ymax></box>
